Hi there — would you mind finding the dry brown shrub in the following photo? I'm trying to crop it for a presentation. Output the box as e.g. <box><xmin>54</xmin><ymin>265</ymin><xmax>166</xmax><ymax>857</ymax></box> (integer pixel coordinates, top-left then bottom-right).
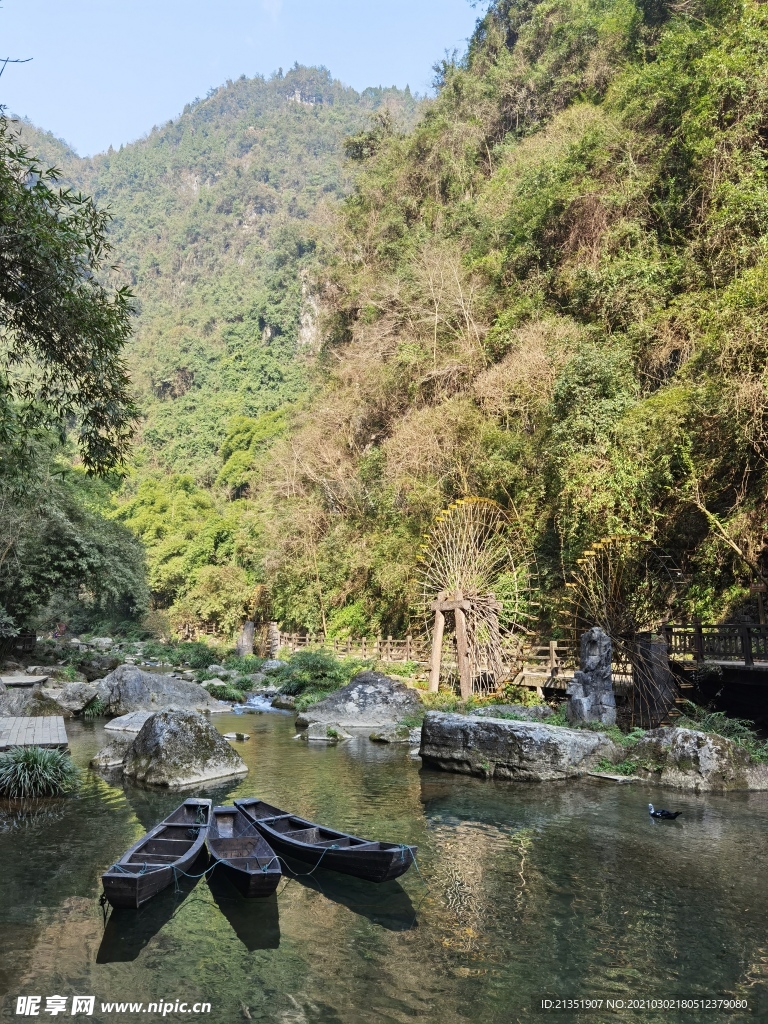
<box><xmin>472</xmin><ymin>318</ymin><xmax>577</xmax><ymax>427</ymax></box>
<box><xmin>382</xmin><ymin>398</ymin><xmax>486</xmax><ymax>497</ymax></box>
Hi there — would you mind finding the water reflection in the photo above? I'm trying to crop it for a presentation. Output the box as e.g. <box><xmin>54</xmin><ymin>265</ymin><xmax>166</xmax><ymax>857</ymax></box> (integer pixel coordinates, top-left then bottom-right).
<box><xmin>97</xmin><ymin>876</ymin><xmax>202</xmax><ymax>963</ymax></box>
<box><xmin>206</xmin><ymin>873</ymin><xmax>281</xmax><ymax>950</ymax></box>
<box><xmin>283</xmin><ymin>858</ymin><xmax>419</xmax><ymax>932</ymax></box>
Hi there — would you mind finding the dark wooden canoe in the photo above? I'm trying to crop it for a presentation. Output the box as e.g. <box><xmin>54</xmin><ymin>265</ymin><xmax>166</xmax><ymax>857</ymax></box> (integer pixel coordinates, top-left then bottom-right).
<box><xmin>207</xmin><ymin>805</ymin><xmax>281</xmax><ymax>897</ymax></box>
<box><xmin>234</xmin><ymin>798</ymin><xmax>416</xmax><ymax>883</ymax></box>
<box><xmin>102</xmin><ymin>798</ymin><xmax>211</xmax><ymax>909</ymax></box>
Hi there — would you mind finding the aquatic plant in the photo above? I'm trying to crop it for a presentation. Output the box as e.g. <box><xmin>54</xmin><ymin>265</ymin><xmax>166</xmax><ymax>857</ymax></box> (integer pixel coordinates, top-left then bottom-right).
<box><xmin>0</xmin><ymin>746</ymin><xmax>81</xmax><ymax>798</ymax></box>
<box><xmin>82</xmin><ymin>696</ymin><xmax>106</xmax><ymax>719</ymax></box>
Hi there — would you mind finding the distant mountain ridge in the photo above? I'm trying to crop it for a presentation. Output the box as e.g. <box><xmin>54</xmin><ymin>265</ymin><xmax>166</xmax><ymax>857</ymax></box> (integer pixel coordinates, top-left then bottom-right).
<box><xmin>14</xmin><ymin>66</ymin><xmax>420</xmax><ymax>481</ymax></box>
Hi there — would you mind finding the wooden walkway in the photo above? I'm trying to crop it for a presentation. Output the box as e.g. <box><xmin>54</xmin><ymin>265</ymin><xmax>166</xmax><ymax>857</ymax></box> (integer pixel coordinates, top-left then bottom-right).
<box><xmin>0</xmin><ymin>716</ymin><xmax>69</xmax><ymax>752</ymax></box>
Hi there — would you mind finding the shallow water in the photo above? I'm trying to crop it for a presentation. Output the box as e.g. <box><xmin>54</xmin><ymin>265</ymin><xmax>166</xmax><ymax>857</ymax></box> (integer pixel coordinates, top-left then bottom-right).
<box><xmin>1</xmin><ymin>714</ymin><xmax>767</xmax><ymax>1024</ymax></box>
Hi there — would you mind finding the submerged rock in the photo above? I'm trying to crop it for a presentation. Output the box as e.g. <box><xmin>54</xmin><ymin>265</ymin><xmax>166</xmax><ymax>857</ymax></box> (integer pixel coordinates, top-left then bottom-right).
<box><xmin>295</xmin><ymin>671</ymin><xmax>422</xmax><ymax>729</ymax></box>
<box><xmin>90</xmin><ymin>737</ymin><xmax>132</xmax><ymax>769</ymax></box>
<box><xmin>369</xmin><ymin>724</ymin><xmax>412</xmax><ymax>743</ymax></box>
<box><xmin>420</xmin><ymin>711</ymin><xmax>618</xmax><ymax>781</ymax></box>
<box><xmin>122</xmin><ymin>709</ymin><xmax>248</xmax><ymax>788</ymax></box>
<box><xmin>99</xmin><ymin>664</ymin><xmax>229</xmax><ymax>716</ymax></box>
<box><xmin>629</xmin><ymin>727</ymin><xmax>768</xmax><ymax>791</ymax></box>
<box><xmin>301</xmin><ymin>722</ymin><xmax>351</xmax><ymax>744</ymax></box>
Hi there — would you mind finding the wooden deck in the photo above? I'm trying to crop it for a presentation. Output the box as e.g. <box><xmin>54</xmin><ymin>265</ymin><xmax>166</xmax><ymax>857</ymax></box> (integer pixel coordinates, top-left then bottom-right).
<box><xmin>0</xmin><ymin>716</ymin><xmax>69</xmax><ymax>752</ymax></box>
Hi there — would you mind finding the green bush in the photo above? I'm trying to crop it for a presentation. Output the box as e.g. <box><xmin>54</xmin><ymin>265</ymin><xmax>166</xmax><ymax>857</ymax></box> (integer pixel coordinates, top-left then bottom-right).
<box><xmin>82</xmin><ymin>696</ymin><xmax>106</xmax><ymax>719</ymax></box>
<box><xmin>223</xmin><ymin>655</ymin><xmax>265</xmax><ymax>674</ymax></box>
<box><xmin>204</xmin><ymin>682</ymin><xmax>248</xmax><ymax>703</ymax></box>
<box><xmin>0</xmin><ymin>746</ymin><xmax>80</xmax><ymax>798</ymax></box>
<box><xmin>675</xmin><ymin>702</ymin><xmax>768</xmax><ymax>764</ymax></box>
<box><xmin>271</xmin><ymin>650</ymin><xmax>370</xmax><ymax>698</ymax></box>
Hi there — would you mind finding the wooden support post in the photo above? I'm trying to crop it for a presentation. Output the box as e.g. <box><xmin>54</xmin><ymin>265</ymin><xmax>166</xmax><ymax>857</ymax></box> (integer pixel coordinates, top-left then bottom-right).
<box><xmin>693</xmin><ymin>621</ymin><xmax>704</xmax><ymax>664</ymax></box>
<box><xmin>549</xmin><ymin>640</ymin><xmax>558</xmax><ymax>674</ymax></box>
<box><xmin>428</xmin><ymin>609</ymin><xmax>445</xmax><ymax>692</ymax></box>
<box><xmin>454</xmin><ymin>607</ymin><xmax>472</xmax><ymax>699</ymax></box>
<box><xmin>742</xmin><ymin>624</ymin><xmax>754</xmax><ymax>667</ymax></box>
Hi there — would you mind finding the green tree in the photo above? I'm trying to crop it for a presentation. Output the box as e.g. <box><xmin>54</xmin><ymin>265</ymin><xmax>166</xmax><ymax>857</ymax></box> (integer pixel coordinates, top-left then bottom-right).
<box><xmin>0</xmin><ymin>112</ymin><xmax>135</xmax><ymax>476</ymax></box>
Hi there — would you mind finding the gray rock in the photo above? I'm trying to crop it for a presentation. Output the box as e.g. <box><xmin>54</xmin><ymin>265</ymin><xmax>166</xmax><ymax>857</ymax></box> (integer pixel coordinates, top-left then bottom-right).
<box><xmin>122</xmin><ymin>709</ymin><xmax>248</xmax><ymax>788</ymax></box>
<box><xmin>77</xmin><ymin>654</ymin><xmax>121</xmax><ymax>682</ymax></box>
<box><xmin>38</xmin><ymin>682</ymin><xmax>101</xmax><ymax>715</ymax></box>
<box><xmin>262</xmin><ymin>659</ymin><xmax>288</xmax><ymax>672</ymax></box>
<box><xmin>566</xmin><ymin>627</ymin><xmax>616</xmax><ymax>726</ymax></box>
<box><xmin>301</xmin><ymin>722</ymin><xmax>351</xmax><ymax>743</ymax></box>
<box><xmin>629</xmin><ymin>726</ymin><xmax>768</xmax><ymax>791</ymax></box>
<box><xmin>25</xmin><ymin>665</ymin><xmax>54</xmax><ymax>676</ymax></box>
<box><xmin>207</xmin><ymin>663</ymin><xmax>226</xmax><ymax>674</ymax></box>
<box><xmin>223</xmin><ymin>732</ymin><xmax>250</xmax><ymax>741</ymax></box>
<box><xmin>90</xmin><ymin>737</ymin><xmax>132</xmax><ymax>769</ymax></box>
<box><xmin>474</xmin><ymin>704</ymin><xmax>554</xmax><ymax>722</ymax></box>
<box><xmin>295</xmin><ymin>671</ymin><xmax>422</xmax><ymax>728</ymax></box>
<box><xmin>420</xmin><ymin>711</ymin><xmax>618</xmax><ymax>781</ymax></box>
<box><xmin>105</xmin><ymin>710</ymin><xmax>155</xmax><ymax>733</ymax></box>
<box><xmin>100</xmin><ymin>664</ymin><xmax>229</xmax><ymax>715</ymax></box>
<box><xmin>271</xmin><ymin>694</ymin><xmax>296</xmax><ymax>710</ymax></box>
<box><xmin>90</xmin><ymin>637</ymin><xmax>115</xmax><ymax>649</ymax></box>
<box><xmin>369</xmin><ymin>724</ymin><xmax>412</xmax><ymax>743</ymax></box>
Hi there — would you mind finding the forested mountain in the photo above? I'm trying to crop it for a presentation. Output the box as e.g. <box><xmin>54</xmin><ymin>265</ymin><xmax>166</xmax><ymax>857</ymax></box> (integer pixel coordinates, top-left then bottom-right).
<box><xmin>16</xmin><ymin>0</ymin><xmax>768</xmax><ymax>642</ymax></box>
<box><xmin>14</xmin><ymin>68</ymin><xmax>419</xmax><ymax>637</ymax></box>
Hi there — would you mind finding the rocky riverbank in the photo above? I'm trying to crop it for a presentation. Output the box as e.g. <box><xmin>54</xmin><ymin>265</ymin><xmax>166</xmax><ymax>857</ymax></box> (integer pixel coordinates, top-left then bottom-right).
<box><xmin>419</xmin><ymin>711</ymin><xmax>768</xmax><ymax>791</ymax></box>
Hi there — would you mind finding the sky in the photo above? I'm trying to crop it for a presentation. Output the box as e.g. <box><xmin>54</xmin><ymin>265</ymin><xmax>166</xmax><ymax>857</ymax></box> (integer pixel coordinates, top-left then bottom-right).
<box><xmin>0</xmin><ymin>0</ymin><xmax>485</xmax><ymax>156</ymax></box>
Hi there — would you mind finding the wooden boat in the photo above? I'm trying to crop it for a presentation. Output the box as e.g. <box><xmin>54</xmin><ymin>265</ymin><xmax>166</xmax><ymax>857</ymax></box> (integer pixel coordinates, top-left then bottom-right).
<box><xmin>234</xmin><ymin>798</ymin><xmax>416</xmax><ymax>883</ymax></box>
<box><xmin>102</xmin><ymin>798</ymin><xmax>211</xmax><ymax>909</ymax></box>
<box><xmin>207</xmin><ymin>805</ymin><xmax>281</xmax><ymax>897</ymax></box>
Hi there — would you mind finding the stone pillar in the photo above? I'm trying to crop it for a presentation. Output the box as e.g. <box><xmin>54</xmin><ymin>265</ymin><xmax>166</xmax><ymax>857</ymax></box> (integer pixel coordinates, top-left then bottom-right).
<box><xmin>566</xmin><ymin>626</ymin><xmax>616</xmax><ymax>726</ymax></box>
<box><xmin>236</xmin><ymin>621</ymin><xmax>255</xmax><ymax>657</ymax></box>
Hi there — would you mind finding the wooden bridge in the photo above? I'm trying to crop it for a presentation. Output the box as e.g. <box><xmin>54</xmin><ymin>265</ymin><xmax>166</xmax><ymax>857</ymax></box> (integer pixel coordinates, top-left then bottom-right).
<box><xmin>662</xmin><ymin>623</ymin><xmax>768</xmax><ymax>671</ymax></box>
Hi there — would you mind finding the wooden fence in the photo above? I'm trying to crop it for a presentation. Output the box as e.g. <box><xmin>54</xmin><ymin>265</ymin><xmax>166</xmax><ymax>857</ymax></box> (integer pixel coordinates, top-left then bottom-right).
<box><xmin>272</xmin><ymin>631</ymin><xmax>430</xmax><ymax>664</ymax></box>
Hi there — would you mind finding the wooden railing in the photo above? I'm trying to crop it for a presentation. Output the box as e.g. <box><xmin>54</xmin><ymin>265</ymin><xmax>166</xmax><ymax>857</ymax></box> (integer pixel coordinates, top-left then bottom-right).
<box><xmin>273</xmin><ymin>631</ymin><xmax>430</xmax><ymax>664</ymax></box>
<box><xmin>664</xmin><ymin>623</ymin><xmax>768</xmax><ymax>666</ymax></box>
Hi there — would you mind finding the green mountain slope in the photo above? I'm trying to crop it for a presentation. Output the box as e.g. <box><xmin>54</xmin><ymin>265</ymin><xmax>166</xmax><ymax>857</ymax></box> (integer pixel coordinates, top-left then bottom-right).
<box><xmin>17</xmin><ymin>67</ymin><xmax>418</xmax><ymax>481</ymax></box>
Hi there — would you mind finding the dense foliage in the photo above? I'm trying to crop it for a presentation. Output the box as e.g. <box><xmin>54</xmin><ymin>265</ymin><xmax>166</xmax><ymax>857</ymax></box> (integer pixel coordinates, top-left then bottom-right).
<box><xmin>0</xmin><ymin>114</ymin><xmax>135</xmax><ymax>475</ymax></box>
<box><xmin>16</xmin><ymin>68</ymin><xmax>418</xmax><ymax>636</ymax></box>
<box><xmin>248</xmin><ymin>0</ymin><xmax>768</xmax><ymax>632</ymax></box>
<box><xmin>18</xmin><ymin>2</ymin><xmax>768</xmax><ymax>640</ymax></box>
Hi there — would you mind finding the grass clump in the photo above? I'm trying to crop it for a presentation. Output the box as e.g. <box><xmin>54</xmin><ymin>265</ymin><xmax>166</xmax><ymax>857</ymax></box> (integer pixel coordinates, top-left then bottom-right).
<box><xmin>223</xmin><ymin>655</ymin><xmax>265</xmax><ymax>674</ymax></box>
<box><xmin>675</xmin><ymin>702</ymin><xmax>768</xmax><ymax>763</ymax></box>
<box><xmin>270</xmin><ymin>651</ymin><xmax>370</xmax><ymax>706</ymax></box>
<box><xmin>204</xmin><ymin>682</ymin><xmax>248</xmax><ymax>703</ymax></box>
<box><xmin>82</xmin><ymin>696</ymin><xmax>106</xmax><ymax>719</ymax></box>
<box><xmin>0</xmin><ymin>746</ymin><xmax>81</xmax><ymax>798</ymax></box>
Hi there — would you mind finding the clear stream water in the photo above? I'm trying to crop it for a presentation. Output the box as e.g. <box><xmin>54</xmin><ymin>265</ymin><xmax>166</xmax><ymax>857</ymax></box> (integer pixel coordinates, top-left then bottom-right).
<box><xmin>1</xmin><ymin>713</ymin><xmax>767</xmax><ymax>1024</ymax></box>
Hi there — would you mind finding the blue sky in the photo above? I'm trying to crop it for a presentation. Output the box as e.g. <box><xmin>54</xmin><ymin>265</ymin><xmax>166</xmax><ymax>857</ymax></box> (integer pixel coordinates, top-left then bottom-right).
<box><xmin>0</xmin><ymin>0</ymin><xmax>485</xmax><ymax>156</ymax></box>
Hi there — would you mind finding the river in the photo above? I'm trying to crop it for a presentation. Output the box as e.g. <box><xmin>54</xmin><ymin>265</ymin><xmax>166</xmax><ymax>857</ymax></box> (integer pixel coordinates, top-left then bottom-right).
<box><xmin>1</xmin><ymin>712</ymin><xmax>767</xmax><ymax>1023</ymax></box>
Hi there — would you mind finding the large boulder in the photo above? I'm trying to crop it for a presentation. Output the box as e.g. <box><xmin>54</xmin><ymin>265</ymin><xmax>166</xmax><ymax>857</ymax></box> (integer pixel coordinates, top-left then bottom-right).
<box><xmin>295</xmin><ymin>671</ymin><xmax>422</xmax><ymax>729</ymax></box>
<box><xmin>38</xmin><ymin>682</ymin><xmax>103</xmax><ymax>715</ymax></box>
<box><xmin>473</xmin><ymin>704</ymin><xmax>554</xmax><ymax>722</ymax></box>
<box><xmin>99</xmin><ymin>664</ymin><xmax>229</xmax><ymax>716</ymax></box>
<box><xmin>122</xmin><ymin>709</ymin><xmax>248</xmax><ymax>788</ymax></box>
<box><xmin>629</xmin><ymin>727</ymin><xmax>768</xmax><ymax>791</ymax></box>
<box><xmin>420</xmin><ymin>711</ymin><xmax>618</xmax><ymax>781</ymax></box>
